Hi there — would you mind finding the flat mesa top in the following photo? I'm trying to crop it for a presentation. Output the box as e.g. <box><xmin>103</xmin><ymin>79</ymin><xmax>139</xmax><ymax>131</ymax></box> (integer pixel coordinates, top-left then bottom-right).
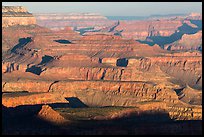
<box><xmin>2</xmin><ymin>6</ymin><xmax>33</xmax><ymax>17</ymax></box>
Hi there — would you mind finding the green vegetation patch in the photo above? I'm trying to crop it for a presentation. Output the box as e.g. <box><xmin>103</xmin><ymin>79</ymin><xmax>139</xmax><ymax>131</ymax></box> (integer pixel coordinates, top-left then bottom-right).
<box><xmin>136</xmin><ymin>100</ymin><xmax>162</xmax><ymax>104</ymax></box>
<box><xmin>54</xmin><ymin>106</ymin><xmax>135</xmax><ymax>121</ymax></box>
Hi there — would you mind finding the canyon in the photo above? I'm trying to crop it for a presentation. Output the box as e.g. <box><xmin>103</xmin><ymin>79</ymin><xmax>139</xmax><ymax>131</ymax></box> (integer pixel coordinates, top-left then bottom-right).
<box><xmin>34</xmin><ymin>12</ymin><xmax>202</xmax><ymax>51</ymax></box>
<box><xmin>2</xmin><ymin>6</ymin><xmax>202</xmax><ymax>135</ymax></box>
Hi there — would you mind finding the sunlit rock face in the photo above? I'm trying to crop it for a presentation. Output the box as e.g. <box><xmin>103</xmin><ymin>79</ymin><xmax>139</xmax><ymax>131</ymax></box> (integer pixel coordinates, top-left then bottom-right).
<box><xmin>2</xmin><ymin>6</ymin><xmax>36</xmax><ymax>27</ymax></box>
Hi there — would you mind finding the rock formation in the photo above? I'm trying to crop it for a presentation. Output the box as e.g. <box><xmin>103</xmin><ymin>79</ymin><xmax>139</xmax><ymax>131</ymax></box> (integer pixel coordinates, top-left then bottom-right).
<box><xmin>2</xmin><ymin>6</ymin><xmax>36</xmax><ymax>27</ymax></box>
<box><xmin>2</xmin><ymin>6</ymin><xmax>202</xmax><ymax>135</ymax></box>
<box><xmin>37</xmin><ymin>105</ymin><xmax>67</xmax><ymax>124</ymax></box>
<box><xmin>34</xmin><ymin>13</ymin><xmax>112</xmax><ymax>31</ymax></box>
<box><xmin>2</xmin><ymin>92</ymin><xmax>68</xmax><ymax>107</ymax></box>
<box><xmin>165</xmin><ymin>30</ymin><xmax>202</xmax><ymax>51</ymax></box>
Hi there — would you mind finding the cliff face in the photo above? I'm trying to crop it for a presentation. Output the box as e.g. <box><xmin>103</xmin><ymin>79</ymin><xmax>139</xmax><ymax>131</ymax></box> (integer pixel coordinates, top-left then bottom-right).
<box><xmin>2</xmin><ymin>6</ymin><xmax>36</xmax><ymax>27</ymax></box>
<box><xmin>115</xmin><ymin>20</ymin><xmax>183</xmax><ymax>40</ymax></box>
<box><xmin>150</xmin><ymin>55</ymin><xmax>202</xmax><ymax>90</ymax></box>
<box><xmin>165</xmin><ymin>30</ymin><xmax>202</xmax><ymax>51</ymax></box>
<box><xmin>2</xmin><ymin>7</ymin><xmax>202</xmax><ymax>127</ymax></box>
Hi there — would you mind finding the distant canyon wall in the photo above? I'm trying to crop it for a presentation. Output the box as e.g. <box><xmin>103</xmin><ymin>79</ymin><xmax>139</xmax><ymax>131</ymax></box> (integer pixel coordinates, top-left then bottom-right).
<box><xmin>34</xmin><ymin>13</ymin><xmax>112</xmax><ymax>31</ymax></box>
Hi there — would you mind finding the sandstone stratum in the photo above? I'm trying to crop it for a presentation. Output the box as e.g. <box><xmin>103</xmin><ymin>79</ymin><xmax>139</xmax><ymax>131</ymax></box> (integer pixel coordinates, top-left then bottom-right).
<box><xmin>2</xmin><ymin>6</ymin><xmax>36</xmax><ymax>27</ymax></box>
<box><xmin>2</xmin><ymin>6</ymin><xmax>202</xmax><ymax>135</ymax></box>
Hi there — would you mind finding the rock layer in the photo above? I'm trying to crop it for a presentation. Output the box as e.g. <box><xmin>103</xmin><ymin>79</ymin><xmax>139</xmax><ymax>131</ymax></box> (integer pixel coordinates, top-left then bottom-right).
<box><xmin>2</xmin><ymin>92</ymin><xmax>68</xmax><ymax>107</ymax></box>
<box><xmin>2</xmin><ymin>6</ymin><xmax>36</xmax><ymax>27</ymax></box>
<box><xmin>2</xmin><ymin>7</ymin><xmax>202</xmax><ymax>124</ymax></box>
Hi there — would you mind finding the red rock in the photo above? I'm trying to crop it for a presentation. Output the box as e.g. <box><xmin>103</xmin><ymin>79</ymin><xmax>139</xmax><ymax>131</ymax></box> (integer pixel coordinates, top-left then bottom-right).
<box><xmin>2</xmin><ymin>6</ymin><xmax>36</xmax><ymax>27</ymax></box>
<box><xmin>2</xmin><ymin>92</ymin><xmax>68</xmax><ymax>107</ymax></box>
<box><xmin>1</xmin><ymin>7</ymin><xmax>202</xmax><ymax>119</ymax></box>
<box><xmin>37</xmin><ymin>105</ymin><xmax>67</xmax><ymax>124</ymax></box>
<box><xmin>165</xmin><ymin>31</ymin><xmax>202</xmax><ymax>51</ymax></box>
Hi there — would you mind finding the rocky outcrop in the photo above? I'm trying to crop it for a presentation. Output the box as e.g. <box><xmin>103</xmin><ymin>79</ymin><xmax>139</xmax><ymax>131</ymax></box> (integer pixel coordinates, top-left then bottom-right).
<box><xmin>2</xmin><ymin>62</ymin><xmax>28</xmax><ymax>73</ymax></box>
<box><xmin>128</xmin><ymin>58</ymin><xmax>152</xmax><ymax>71</ymax></box>
<box><xmin>167</xmin><ymin>105</ymin><xmax>202</xmax><ymax>120</ymax></box>
<box><xmin>2</xmin><ymin>80</ymin><xmax>54</xmax><ymax>92</ymax></box>
<box><xmin>150</xmin><ymin>55</ymin><xmax>202</xmax><ymax>90</ymax></box>
<box><xmin>116</xmin><ymin>20</ymin><xmax>183</xmax><ymax>40</ymax></box>
<box><xmin>175</xmin><ymin>86</ymin><xmax>202</xmax><ymax>105</ymax></box>
<box><xmin>165</xmin><ymin>30</ymin><xmax>202</xmax><ymax>51</ymax></box>
<box><xmin>37</xmin><ymin>105</ymin><xmax>68</xmax><ymax>124</ymax></box>
<box><xmin>136</xmin><ymin>101</ymin><xmax>202</xmax><ymax>120</ymax></box>
<box><xmin>2</xmin><ymin>92</ymin><xmax>68</xmax><ymax>107</ymax></box>
<box><xmin>2</xmin><ymin>6</ymin><xmax>36</xmax><ymax>27</ymax></box>
<box><xmin>41</xmin><ymin>67</ymin><xmax>125</xmax><ymax>81</ymax></box>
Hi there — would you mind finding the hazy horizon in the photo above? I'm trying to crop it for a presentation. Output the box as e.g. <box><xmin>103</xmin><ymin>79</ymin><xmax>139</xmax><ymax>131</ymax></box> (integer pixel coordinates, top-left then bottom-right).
<box><xmin>2</xmin><ymin>2</ymin><xmax>202</xmax><ymax>16</ymax></box>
